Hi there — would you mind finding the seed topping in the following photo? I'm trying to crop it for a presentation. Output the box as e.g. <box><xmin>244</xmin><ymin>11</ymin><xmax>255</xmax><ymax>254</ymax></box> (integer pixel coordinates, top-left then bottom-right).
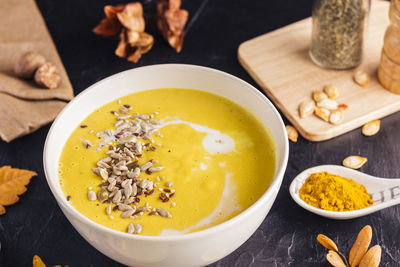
<box><xmin>85</xmin><ymin>104</ymin><xmax>174</xmax><ymax>235</ymax></box>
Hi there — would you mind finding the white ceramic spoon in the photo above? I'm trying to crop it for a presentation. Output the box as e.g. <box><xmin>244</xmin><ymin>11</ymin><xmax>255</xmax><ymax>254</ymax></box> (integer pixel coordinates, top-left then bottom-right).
<box><xmin>289</xmin><ymin>165</ymin><xmax>400</xmax><ymax>220</ymax></box>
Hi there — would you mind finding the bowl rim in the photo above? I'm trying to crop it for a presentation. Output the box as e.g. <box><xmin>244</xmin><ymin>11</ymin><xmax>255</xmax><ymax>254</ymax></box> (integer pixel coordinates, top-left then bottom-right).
<box><xmin>43</xmin><ymin>63</ymin><xmax>289</xmax><ymax>242</ymax></box>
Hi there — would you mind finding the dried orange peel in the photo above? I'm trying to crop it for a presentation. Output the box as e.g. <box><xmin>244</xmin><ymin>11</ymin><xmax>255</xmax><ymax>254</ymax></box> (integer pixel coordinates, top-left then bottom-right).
<box><xmin>0</xmin><ymin>165</ymin><xmax>37</xmax><ymax>215</ymax></box>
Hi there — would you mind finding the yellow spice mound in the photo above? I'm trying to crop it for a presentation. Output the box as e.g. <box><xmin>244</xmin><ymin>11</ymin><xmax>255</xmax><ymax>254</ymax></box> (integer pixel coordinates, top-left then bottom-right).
<box><xmin>299</xmin><ymin>172</ymin><xmax>374</xmax><ymax>211</ymax></box>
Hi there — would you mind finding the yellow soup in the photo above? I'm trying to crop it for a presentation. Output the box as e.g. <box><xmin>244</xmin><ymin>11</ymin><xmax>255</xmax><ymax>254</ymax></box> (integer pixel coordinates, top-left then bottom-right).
<box><xmin>59</xmin><ymin>89</ymin><xmax>275</xmax><ymax>236</ymax></box>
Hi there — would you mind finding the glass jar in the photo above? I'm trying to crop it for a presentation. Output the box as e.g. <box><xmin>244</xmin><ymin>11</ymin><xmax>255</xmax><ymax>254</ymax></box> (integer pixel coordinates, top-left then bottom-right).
<box><xmin>310</xmin><ymin>0</ymin><xmax>371</xmax><ymax>69</ymax></box>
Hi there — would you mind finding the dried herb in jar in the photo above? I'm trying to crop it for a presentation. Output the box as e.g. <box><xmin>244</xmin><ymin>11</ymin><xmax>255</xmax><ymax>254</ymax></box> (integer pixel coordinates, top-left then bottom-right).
<box><xmin>310</xmin><ymin>0</ymin><xmax>371</xmax><ymax>69</ymax></box>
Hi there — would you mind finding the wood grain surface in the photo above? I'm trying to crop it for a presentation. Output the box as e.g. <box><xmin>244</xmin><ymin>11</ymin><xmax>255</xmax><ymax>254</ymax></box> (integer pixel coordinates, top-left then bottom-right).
<box><xmin>238</xmin><ymin>1</ymin><xmax>399</xmax><ymax>141</ymax></box>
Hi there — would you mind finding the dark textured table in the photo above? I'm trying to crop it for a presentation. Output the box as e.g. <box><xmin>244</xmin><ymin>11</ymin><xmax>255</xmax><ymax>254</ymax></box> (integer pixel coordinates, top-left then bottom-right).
<box><xmin>1</xmin><ymin>0</ymin><xmax>399</xmax><ymax>266</ymax></box>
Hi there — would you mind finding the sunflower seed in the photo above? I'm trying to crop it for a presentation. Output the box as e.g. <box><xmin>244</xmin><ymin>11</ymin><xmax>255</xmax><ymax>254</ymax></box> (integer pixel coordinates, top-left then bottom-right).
<box><xmin>127</xmin><ymin>167</ymin><xmax>140</xmax><ymax>179</ymax></box>
<box><xmin>119</xmin><ymin>107</ymin><xmax>129</xmax><ymax>114</ymax></box>
<box><xmin>83</xmin><ymin>140</ymin><xmax>92</xmax><ymax>149</ymax></box>
<box><xmin>134</xmin><ymin>224</ymin><xmax>142</xmax><ymax>234</ymax></box>
<box><xmin>118</xmin><ymin>203</ymin><xmax>132</xmax><ymax>211</ymax></box>
<box><xmin>92</xmin><ymin>168</ymin><xmax>100</xmax><ymax>176</ymax></box>
<box><xmin>140</xmin><ymin>161</ymin><xmax>153</xmax><ymax>171</ymax></box>
<box><xmin>127</xmin><ymin>223</ymin><xmax>135</xmax><ymax>234</ymax></box>
<box><xmin>157</xmin><ymin>208</ymin><xmax>172</xmax><ymax>218</ymax></box>
<box><xmin>121</xmin><ymin>179</ymin><xmax>132</xmax><ymax>188</ymax></box>
<box><xmin>88</xmin><ymin>190</ymin><xmax>97</xmax><ymax>201</ymax></box>
<box><xmin>108</xmin><ymin>180</ymin><xmax>117</xmax><ymax>191</ymax></box>
<box><xmin>121</xmin><ymin>208</ymin><xmax>135</xmax><ymax>218</ymax></box>
<box><xmin>148</xmin><ymin>166</ymin><xmax>164</xmax><ymax>172</ymax></box>
<box><xmin>106</xmin><ymin>204</ymin><xmax>112</xmax><ymax>215</ymax></box>
<box><xmin>99</xmin><ymin>168</ymin><xmax>109</xmax><ymax>180</ymax></box>
<box><xmin>165</xmin><ymin>181</ymin><xmax>173</xmax><ymax>187</ymax></box>
<box><xmin>112</xmin><ymin>190</ymin><xmax>122</xmax><ymax>203</ymax></box>
<box><xmin>124</xmin><ymin>184</ymin><xmax>133</xmax><ymax>198</ymax></box>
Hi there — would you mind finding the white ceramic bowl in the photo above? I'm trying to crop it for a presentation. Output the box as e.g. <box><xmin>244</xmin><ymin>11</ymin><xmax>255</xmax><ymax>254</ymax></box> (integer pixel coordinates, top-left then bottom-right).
<box><xmin>43</xmin><ymin>64</ymin><xmax>289</xmax><ymax>267</ymax></box>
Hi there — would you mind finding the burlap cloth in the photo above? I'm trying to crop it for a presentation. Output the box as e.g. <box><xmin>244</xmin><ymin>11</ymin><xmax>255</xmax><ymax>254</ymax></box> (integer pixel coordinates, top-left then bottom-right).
<box><xmin>0</xmin><ymin>0</ymin><xmax>74</xmax><ymax>142</ymax></box>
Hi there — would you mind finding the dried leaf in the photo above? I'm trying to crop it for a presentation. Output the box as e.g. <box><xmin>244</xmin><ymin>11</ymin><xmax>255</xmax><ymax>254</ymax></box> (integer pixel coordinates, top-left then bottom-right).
<box><xmin>362</xmin><ymin>120</ymin><xmax>380</xmax><ymax>137</ymax></box>
<box><xmin>0</xmin><ymin>166</ymin><xmax>37</xmax><ymax>215</ymax></box>
<box><xmin>317</xmin><ymin>234</ymin><xmax>338</xmax><ymax>251</ymax></box>
<box><xmin>349</xmin><ymin>225</ymin><xmax>372</xmax><ymax>267</ymax></box>
<box><xmin>359</xmin><ymin>245</ymin><xmax>382</xmax><ymax>267</ymax></box>
<box><xmin>285</xmin><ymin>125</ymin><xmax>298</xmax><ymax>142</ymax></box>
<box><xmin>104</xmin><ymin>4</ymin><xmax>125</xmax><ymax>19</ymax></box>
<box><xmin>326</xmin><ymin>250</ymin><xmax>347</xmax><ymax>267</ymax></box>
<box><xmin>33</xmin><ymin>255</ymin><xmax>46</xmax><ymax>267</ymax></box>
<box><xmin>116</xmin><ymin>3</ymin><xmax>145</xmax><ymax>32</ymax></box>
<box><xmin>94</xmin><ymin>2</ymin><xmax>153</xmax><ymax>63</ymax></box>
<box><xmin>343</xmin><ymin>156</ymin><xmax>368</xmax><ymax>169</ymax></box>
<box><xmin>92</xmin><ymin>18</ymin><xmax>122</xmax><ymax>37</ymax></box>
<box><xmin>157</xmin><ymin>0</ymin><xmax>189</xmax><ymax>52</ymax></box>
<box><xmin>115</xmin><ymin>29</ymin><xmax>154</xmax><ymax>63</ymax></box>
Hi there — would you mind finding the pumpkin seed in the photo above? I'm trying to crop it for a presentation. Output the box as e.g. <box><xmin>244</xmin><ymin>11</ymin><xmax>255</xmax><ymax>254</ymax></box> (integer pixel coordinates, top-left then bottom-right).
<box><xmin>362</xmin><ymin>120</ymin><xmax>380</xmax><ymax>136</ymax></box>
<box><xmin>98</xmin><ymin>188</ymin><xmax>109</xmax><ymax>202</ymax></box>
<box><xmin>359</xmin><ymin>245</ymin><xmax>381</xmax><ymax>267</ymax></box>
<box><xmin>313</xmin><ymin>90</ymin><xmax>328</xmax><ymax>102</ymax></box>
<box><xmin>285</xmin><ymin>125</ymin><xmax>298</xmax><ymax>142</ymax></box>
<box><xmin>317</xmin><ymin>98</ymin><xmax>339</xmax><ymax>110</ymax></box>
<box><xmin>329</xmin><ymin>109</ymin><xmax>343</xmax><ymax>124</ymax></box>
<box><xmin>317</xmin><ymin>234</ymin><xmax>338</xmax><ymax>251</ymax></box>
<box><xmin>324</xmin><ymin>85</ymin><xmax>339</xmax><ymax>99</ymax></box>
<box><xmin>299</xmin><ymin>99</ymin><xmax>316</xmax><ymax>118</ymax></box>
<box><xmin>343</xmin><ymin>156</ymin><xmax>368</xmax><ymax>169</ymax></box>
<box><xmin>349</xmin><ymin>225</ymin><xmax>372</xmax><ymax>267</ymax></box>
<box><xmin>315</xmin><ymin>107</ymin><xmax>331</xmax><ymax>122</ymax></box>
<box><xmin>326</xmin><ymin>250</ymin><xmax>347</xmax><ymax>267</ymax></box>
<box><xmin>354</xmin><ymin>70</ymin><xmax>370</xmax><ymax>87</ymax></box>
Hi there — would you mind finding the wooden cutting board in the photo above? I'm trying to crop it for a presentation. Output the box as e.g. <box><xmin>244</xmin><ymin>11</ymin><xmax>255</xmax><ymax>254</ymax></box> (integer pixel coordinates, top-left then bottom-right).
<box><xmin>238</xmin><ymin>1</ymin><xmax>399</xmax><ymax>141</ymax></box>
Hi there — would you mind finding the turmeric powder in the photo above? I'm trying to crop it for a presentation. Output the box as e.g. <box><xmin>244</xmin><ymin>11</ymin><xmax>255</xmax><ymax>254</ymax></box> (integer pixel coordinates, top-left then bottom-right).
<box><xmin>299</xmin><ymin>172</ymin><xmax>374</xmax><ymax>211</ymax></box>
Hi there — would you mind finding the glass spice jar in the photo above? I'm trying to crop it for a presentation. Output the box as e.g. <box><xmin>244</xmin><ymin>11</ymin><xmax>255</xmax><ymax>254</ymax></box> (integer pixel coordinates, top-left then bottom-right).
<box><xmin>310</xmin><ymin>0</ymin><xmax>371</xmax><ymax>69</ymax></box>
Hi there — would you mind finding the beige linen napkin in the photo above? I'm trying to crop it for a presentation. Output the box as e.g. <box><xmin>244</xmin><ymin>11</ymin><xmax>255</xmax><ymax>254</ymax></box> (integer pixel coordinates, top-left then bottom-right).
<box><xmin>0</xmin><ymin>0</ymin><xmax>74</xmax><ymax>142</ymax></box>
